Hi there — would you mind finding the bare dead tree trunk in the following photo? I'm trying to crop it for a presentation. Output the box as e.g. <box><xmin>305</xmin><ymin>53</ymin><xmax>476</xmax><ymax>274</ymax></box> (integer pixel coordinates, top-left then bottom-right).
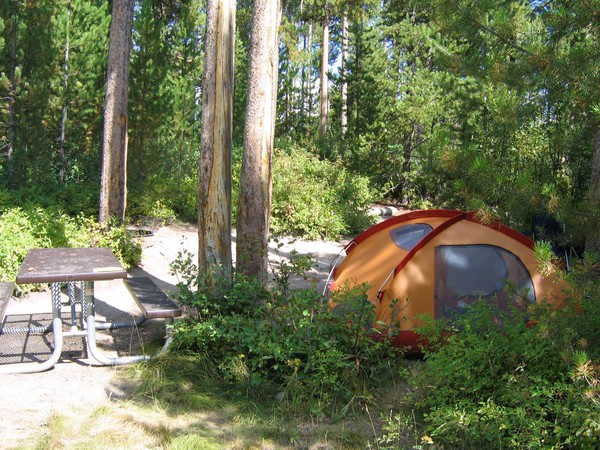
<box><xmin>236</xmin><ymin>0</ymin><xmax>282</xmax><ymax>283</ymax></box>
<box><xmin>318</xmin><ymin>15</ymin><xmax>329</xmax><ymax>138</ymax></box>
<box><xmin>198</xmin><ymin>0</ymin><xmax>236</xmax><ymax>291</ymax></box>
<box><xmin>341</xmin><ymin>8</ymin><xmax>349</xmax><ymax>139</ymax></box>
<box><xmin>99</xmin><ymin>0</ymin><xmax>134</xmax><ymax>225</ymax></box>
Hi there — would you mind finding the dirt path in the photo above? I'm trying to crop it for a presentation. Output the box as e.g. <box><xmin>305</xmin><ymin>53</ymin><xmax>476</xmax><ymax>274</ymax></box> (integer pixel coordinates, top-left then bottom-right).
<box><xmin>0</xmin><ymin>224</ymin><xmax>347</xmax><ymax>447</ymax></box>
<box><xmin>130</xmin><ymin>222</ymin><xmax>347</xmax><ymax>294</ymax></box>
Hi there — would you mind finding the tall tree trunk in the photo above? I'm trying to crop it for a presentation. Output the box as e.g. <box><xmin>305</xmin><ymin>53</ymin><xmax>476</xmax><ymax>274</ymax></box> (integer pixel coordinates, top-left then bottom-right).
<box><xmin>6</xmin><ymin>0</ymin><xmax>18</xmax><ymax>188</ymax></box>
<box><xmin>586</xmin><ymin>128</ymin><xmax>600</xmax><ymax>255</ymax></box>
<box><xmin>99</xmin><ymin>0</ymin><xmax>135</xmax><ymax>225</ymax></box>
<box><xmin>318</xmin><ymin>15</ymin><xmax>329</xmax><ymax>138</ymax></box>
<box><xmin>177</xmin><ymin>108</ymin><xmax>186</xmax><ymax>193</ymax></box>
<box><xmin>354</xmin><ymin>25</ymin><xmax>361</xmax><ymax>135</ymax></box>
<box><xmin>341</xmin><ymin>8</ymin><xmax>349</xmax><ymax>139</ymax></box>
<box><xmin>399</xmin><ymin>121</ymin><xmax>424</xmax><ymax>204</ymax></box>
<box><xmin>58</xmin><ymin>1</ymin><xmax>71</xmax><ymax>185</ymax></box>
<box><xmin>236</xmin><ymin>0</ymin><xmax>282</xmax><ymax>283</ymax></box>
<box><xmin>136</xmin><ymin>54</ymin><xmax>150</xmax><ymax>184</ymax></box>
<box><xmin>306</xmin><ymin>21</ymin><xmax>313</xmax><ymax>120</ymax></box>
<box><xmin>293</xmin><ymin>61</ymin><xmax>301</xmax><ymax>117</ymax></box>
<box><xmin>285</xmin><ymin>60</ymin><xmax>291</xmax><ymax>128</ymax></box>
<box><xmin>198</xmin><ymin>0</ymin><xmax>236</xmax><ymax>292</ymax></box>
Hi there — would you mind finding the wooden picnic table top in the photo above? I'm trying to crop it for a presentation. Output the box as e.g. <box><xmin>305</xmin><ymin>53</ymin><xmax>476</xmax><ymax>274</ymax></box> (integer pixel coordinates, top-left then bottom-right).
<box><xmin>16</xmin><ymin>247</ymin><xmax>127</xmax><ymax>285</ymax></box>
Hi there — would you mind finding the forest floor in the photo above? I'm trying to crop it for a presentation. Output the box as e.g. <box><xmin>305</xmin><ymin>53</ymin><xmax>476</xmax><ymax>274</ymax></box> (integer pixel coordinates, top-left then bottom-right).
<box><xmin>0</xmin><ymin>222</ymin><xmax>351</xmax><ymax>448</ymax></box>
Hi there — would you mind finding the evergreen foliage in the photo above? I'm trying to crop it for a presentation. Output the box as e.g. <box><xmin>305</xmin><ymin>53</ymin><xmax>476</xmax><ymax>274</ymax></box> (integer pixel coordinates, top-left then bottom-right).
<box><xmin>1</xmin><ymin>1</ymin><xmax>600</xmax><ymax>244</ymax></box>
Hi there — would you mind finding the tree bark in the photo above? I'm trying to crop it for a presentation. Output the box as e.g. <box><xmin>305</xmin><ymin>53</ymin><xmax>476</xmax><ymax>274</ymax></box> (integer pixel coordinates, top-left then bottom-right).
<box><xmin>99</xmin><ymin>0</ymin><xmax>134</xmax><ymax>225</ymax></box>
<box><xmin>58</xmin><ymin>1</ymin><xmax>71</xmax><ymax>185</ymax></box>
<box><xmin>341</xmin><ymin>8</ymin><xmax>349</xmax><ymax>139</ymax></box>
<box><xmin>354</xmin><ymin>24</ymin><xmax>361</xmax><ymax>135</ymax></box>
<box><xmin>398</xmin><ymin>121</ymin><xmax>424</xmax><ymax>203</ymax></box>
<box><xmin>198</xmin><ymin>0</ymin><xmax>236</xmax><ymax>291</ymax></box>
<box><xmin>236</xmin><ymin>0</ymin><xmax>282</xmax><ymax>282</ymax></box>
<box><xmin>586</xmin><ymin>128</ymin><xmax>600</xmax><ymax>255</ymax></box>
<box><xmin>6</xmin><ymin>0</ymin><xmax>18</xmax><ymax>188</ymax></box>
<box><xmin>305</xmin><ymin>21</ymin><xmax>313</xmax><ymax>120</ymax></box>
<box><xmin>318</xmin><ymin>15</ymin><xmax>329</xmax><ymax>138</ymax></box>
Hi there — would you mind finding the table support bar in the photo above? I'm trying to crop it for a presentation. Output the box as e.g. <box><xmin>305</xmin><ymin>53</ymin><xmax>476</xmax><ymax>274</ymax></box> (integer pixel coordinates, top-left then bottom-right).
<box><xmin>94</xmin><ymin>315</ymin><xmax>146</xmax><ymax>331</ymax></box>
<box><xmin>0</xmin><ymin>324</ymin><xmax>52</xmax><ymax>335</ymax></box>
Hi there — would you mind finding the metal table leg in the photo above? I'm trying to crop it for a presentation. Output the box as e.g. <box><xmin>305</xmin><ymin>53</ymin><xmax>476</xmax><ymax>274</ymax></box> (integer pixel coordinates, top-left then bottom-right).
<box><xmin>83</xmin><ymin>281</ymin><xmax>149</xmax><ymax>365</ymax></box>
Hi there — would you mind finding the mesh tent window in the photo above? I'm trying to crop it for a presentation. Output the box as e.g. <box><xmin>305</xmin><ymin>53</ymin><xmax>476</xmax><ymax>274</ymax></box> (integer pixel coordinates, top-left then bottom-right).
<box><xmin>389</xmin><ymin>223</ymin><xmax>432</xmax><ymax>251</ymax></box>
<box><xmin>434</xmin><ymin>244</ymin><xmax>535</xmax><ymax>320</ymax></box>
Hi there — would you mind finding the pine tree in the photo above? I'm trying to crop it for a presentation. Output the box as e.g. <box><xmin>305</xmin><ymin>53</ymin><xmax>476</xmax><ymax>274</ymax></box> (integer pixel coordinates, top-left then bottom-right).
<box><xmin>129</xmin><ymin>0</ymin><xmax>173</xmax><ymax>186</ymax></box>
<box><xmin>236</xmin><ymin>0</ymin><xmax>283</xmax><ymax>282</ymax></box>
<box><xmin>99</xmin><ymin>0</ymin><xmax>135</xmax><ymax>224</ymax></box>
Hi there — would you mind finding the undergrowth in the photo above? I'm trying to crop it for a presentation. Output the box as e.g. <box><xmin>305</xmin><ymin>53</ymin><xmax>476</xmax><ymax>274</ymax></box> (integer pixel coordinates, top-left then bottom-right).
<box><xmin>125</xmin><ymin>248</ymin><xmax>408</xmax><ymax>448</ymax></box>
<box><xmin>0</xmin><ymin>205</ymin><xmax>141</xmax><ymax>284</ymax></box>
<box><xmin>168</xmin><ymin>249</ymin><xmax>406</xmax><ymax>419</ymax></box>
<box><xmin>126</xmin><ymin>144</ymin><xmax>377</xmax><ymax>240</ymax></box>
<box><xmin>270</xmin><ymin>146</ymin><xmax>377</xmax><ymax>239</ymax></box>
<box><xmin>379</xmin><ymin>250</ymin><xmax>600</xmax><ymax>449</ymax></box>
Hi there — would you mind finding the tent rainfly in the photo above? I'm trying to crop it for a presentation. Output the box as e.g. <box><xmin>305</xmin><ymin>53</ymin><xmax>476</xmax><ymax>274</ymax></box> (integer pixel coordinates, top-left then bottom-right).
<box><xmin>328</xmin><ymin>209</ymin><xmax>564</xmax><ymax>352</ymax></box>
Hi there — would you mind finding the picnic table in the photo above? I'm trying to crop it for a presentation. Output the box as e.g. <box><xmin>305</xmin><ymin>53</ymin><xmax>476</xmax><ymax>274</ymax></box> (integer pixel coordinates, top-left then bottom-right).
<box><xmin>0</xmin><ymin>248</ymin><xmax>152</xmax><ymax>374</ymax></box>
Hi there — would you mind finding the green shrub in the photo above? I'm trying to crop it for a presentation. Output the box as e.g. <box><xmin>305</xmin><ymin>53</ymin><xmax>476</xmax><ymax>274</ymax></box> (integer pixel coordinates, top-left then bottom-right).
<box><xmin>0</xmin><ymin>207</ymin><xmax>141</xmax><ymax>283</ymax></box>
<box><xmin>401</xmin><ymin>265</ymin><xmax>600</xmax><ymax>449</ymax></box>
<box><xmin>112</xmin><ymin>144</ymin><xmax>376</xmax><ymax>240</ymax></box>
<box><xmin>170</xmin><ymin>252</ymin><xmax>404</xmax><ymax>417</ymax></box>
<box><xmin>271</xmin><ymin>146</ymin><xmax>376</xmax><ymax>239</ymax></box>
<box><xmin>0</xmin><ymin>184</ymin><xmax>99</xmax><ymax>218</ymax></box>
<box><xmin>127</xmin><ymin>178</ymin><xmax>179</xmax><ymax>225</ymax></box>
<box><xmin>91</xmin><ymin>217</ymin><xmax>142</xmax><ymax>268</ymax></box>
<box><xmin>53</xmin><ymin>183</ymin><xmax>100</xmax><ymax>217</ymax></box>
<box><xmin>0</xmin><ymin>208</ymin><xmax>46</xmax><ymax>282</ymax></box>
<box><xmin>0</xmin><ymin>207</ymin><xmax>92</xmax><ymax>282</ymax></box>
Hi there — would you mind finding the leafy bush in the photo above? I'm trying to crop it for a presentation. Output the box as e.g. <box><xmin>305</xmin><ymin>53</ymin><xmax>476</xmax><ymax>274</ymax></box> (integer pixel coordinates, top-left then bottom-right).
<box><xmin>400</xmin><ymin>257</ymin><xmax>600</xmax><ymax>449</ymax></box>
<box><xmin>0</xmin><ymin>206</ymin><xmax>142</xmax><ymax>283</ymax></box>
<box><xmin>169</xmin><ymin>251</ymin><xmax>404</xmax><ymax>417</ymax></box>
<box><xmin>53</xmin><ymin>183</ymin><xmax>101</xmax><ymax>217</ymax></box>
<box><xmin>271</xmin><ymin>146</ymin><xmax>376</xmax><ymax>239</ymax></box>
<box><xmin>1</xmin><ymin>184</ymin><xmax>100</xmax><ymax>218</ymax></box>
<box><xmin>127</xmin><ymin>178</ymin><xmax>180</xmax><ymax>225</ymax></box>
<box><xmin>117</xmin><ymin>144</ymin><xmax>377</xmax><ymax>241</ymax></box>
<box><xmin>90</xmin><ymin>217</ymin><xmax>142</xmax><ymax>268</ymax></box>
<box><xmin>0</xmin><ymin>207</ymin><xmax>90</xmax><ymax>282</ymax></box>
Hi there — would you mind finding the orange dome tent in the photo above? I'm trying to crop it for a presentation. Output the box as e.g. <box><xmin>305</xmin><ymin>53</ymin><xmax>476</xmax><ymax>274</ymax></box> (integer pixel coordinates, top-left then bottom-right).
<box><xmin>328</xmin><ymin>209</ymin><xmax>564</xmax><ymax>352</ymax></box>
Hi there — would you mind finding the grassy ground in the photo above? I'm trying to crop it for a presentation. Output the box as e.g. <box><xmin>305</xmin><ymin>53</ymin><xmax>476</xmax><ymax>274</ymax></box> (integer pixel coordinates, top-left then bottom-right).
<box><xmin>16</xmin><ymin>355</ymin><xmax>421</xmax><ymax>450</ymax></box>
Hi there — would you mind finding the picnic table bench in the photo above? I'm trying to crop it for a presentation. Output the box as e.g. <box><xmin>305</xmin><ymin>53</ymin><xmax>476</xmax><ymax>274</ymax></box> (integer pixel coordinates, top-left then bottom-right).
<box><xmin>124</xmin><ymin>277</ymin><xmax>182</xmax><ymax>351</ymax></box>
<box><xmin>0</xmin><ymin>281</ymin><xmax>15</xmax><ymax>326</ymax></box>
